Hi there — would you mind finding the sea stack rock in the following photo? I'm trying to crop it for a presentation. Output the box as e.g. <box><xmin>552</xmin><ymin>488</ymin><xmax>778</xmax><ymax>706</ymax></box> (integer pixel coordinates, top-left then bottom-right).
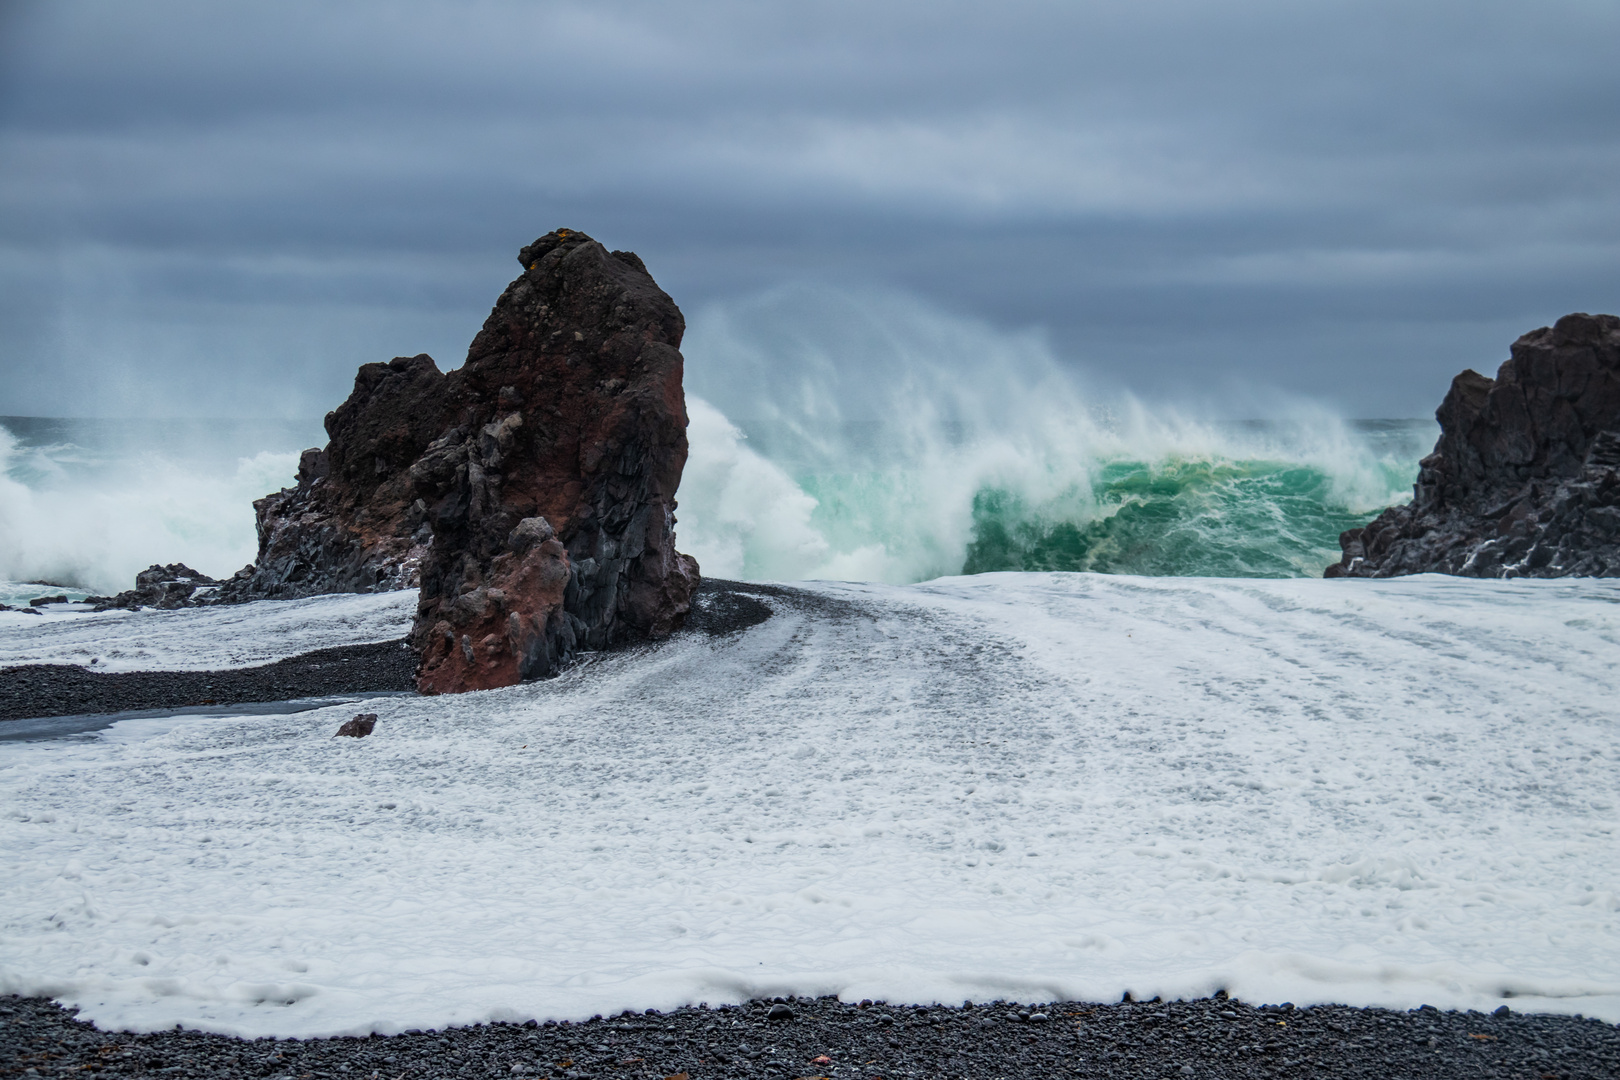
<box><xmin>221</xmin><ymin>228</ymin><xmax>699</xmax><ymax>690</ymax></box>
<box><xmin>1328</xmin><ymin>312</ymin><xmax>1620</xmax><ymax>578</ymax></box>
<box><xmin>409</xmin><ymin>229</ymin><xmax>698</xmax><ymax>691</ymax></box>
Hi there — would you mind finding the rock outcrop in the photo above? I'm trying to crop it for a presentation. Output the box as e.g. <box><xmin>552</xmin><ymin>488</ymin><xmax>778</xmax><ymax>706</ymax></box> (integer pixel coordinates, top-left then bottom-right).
<box><xmin>1327</xmin><ymin>312</ymin><xmax>1620</xmax><ymax>578</ymax></box>
<box><xmin>334</xmin><ymin>713</ymin><xmax>377</xmax><ymax>738</ymax></box>
<box><xmin>87</xmin><ymin>563</ymin><xmax>224</xmax><ymax>611</ymax></box>
<box><xmin>408</xmin><ymin>230</ymin><xmax>698</xmax><ymax>692</ymax></box>
<box><xmin>89</xmin><ymin>232</ymin><xmax>700</xmax><ymax>685</ymax></box>
<box><xmin>220</xmin><ymin>354</ymin><xmax>451</xmax><ymax>602</ymax></box>
<box><xmin>204</xmin><ymin>228</ymin><xmax>698</xmax><ymax>691</ymax></box>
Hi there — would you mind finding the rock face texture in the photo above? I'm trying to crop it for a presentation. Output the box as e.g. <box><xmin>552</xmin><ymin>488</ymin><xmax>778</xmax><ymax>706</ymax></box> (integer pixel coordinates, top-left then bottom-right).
<box><xmin>221</xmin><ymin>355</ymin><xmax>449</xmax><ymax>603</ymax></box>
<box><xmin>267</xmin><ymin>360</ymin><xmax>445</xmax><ymax>595</ymax></box>
<box><xmin>408</xmin><ymin>230</ymin><xmax>698</xmax><ymax>692</ymax></box>
<box><xmin>87</xmin><ymin>563</ymin><xmax>225</xmax><ymax>611</ymax></box>
<box><xmin>334</xmin><ymin>713</ymin><xmax>378</xmax><ymax>738</ymax></box>
<box><xmin>1328</xmin><ymin>312</ymin><xmax>1620</xmax><ymax>578</ymax></box>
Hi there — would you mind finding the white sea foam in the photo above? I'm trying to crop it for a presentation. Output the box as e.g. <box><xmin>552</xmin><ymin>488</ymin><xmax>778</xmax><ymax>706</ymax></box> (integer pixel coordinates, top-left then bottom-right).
<box><xmin>0</xmin><ymin>591</ymin><xmax>415</xmax><ymax>672</ymax></box>
<box><xmin>0</xmin><ymin>425</ymin><xmax>302</xmax><ymax>596</ymax></box>
<box><xmin>2</xmin><ymin>573</ymin><xmax>1616</xmax><ymax>1036</ymax></box>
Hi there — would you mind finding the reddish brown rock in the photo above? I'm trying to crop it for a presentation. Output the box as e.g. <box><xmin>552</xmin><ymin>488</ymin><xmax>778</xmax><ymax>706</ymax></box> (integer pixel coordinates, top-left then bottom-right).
<box><xmin>1328</xmin><ymin>312</ymin><xmax>1620</xmax><ymax>578</ymax></box>
<box><xmin>408</xmin><ymin>229</ymin><xmax>698</xmax><ymax>692</ymax></box>
<box><xmin>209</xmin><ymin>229</ymin><xmax>698</xmax><ymax>690</ymax></box>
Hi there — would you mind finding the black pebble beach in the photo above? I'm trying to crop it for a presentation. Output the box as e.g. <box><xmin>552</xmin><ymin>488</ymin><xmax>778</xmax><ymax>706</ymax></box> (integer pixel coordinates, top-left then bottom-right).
<box><xmin>0</xmin><ymin>639</ymin><xmax>416</xmax><ymax>723</ymax></box>
<box><xmin>4</xmin><ymin>993</ymin><xmax>1618</xmax><ymax>1079</ymax></box>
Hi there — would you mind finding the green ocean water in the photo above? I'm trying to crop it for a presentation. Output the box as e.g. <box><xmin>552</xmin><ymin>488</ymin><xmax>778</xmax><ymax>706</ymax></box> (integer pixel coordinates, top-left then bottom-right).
<box><xmin>727</xmin><ymin>419</ymin><xmax>1434</xmax><ymax>582</ymax></box>
<box><xmin>962</xmin><ymin>456</ymin><xmax>1405</xmax><ymax>578</ymax></box>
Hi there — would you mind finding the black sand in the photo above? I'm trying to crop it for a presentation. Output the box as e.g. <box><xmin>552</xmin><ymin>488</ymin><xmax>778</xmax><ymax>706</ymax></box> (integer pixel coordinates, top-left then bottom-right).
<box><xmin>0</xmin><ymin>639</ymin><xmax>416</xmax><ymax>722</ymax></box>
<box><xmin>0</xmin><ymin>579</ymin><xmax>779</xmax><ymax>724</ymax></box>
<box><xmin>4</xmin><ymin>993</ymin><xmax>1618</xmax><ymax>1079</ymax></box>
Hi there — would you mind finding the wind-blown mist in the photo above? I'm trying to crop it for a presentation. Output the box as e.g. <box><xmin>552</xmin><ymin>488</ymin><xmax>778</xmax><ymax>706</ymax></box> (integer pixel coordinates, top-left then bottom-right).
<box><xmin>0</xmin><ymin>420</ymin><xmax>312</xmax><ymax>602</ymax></box>
<box><xmin>0</xmin><ymin>292</ymin><xmax>1430</xmax><ymax>598</ymax></box>
<box><xmin>674</xmin><ymin>288</ymin><xmax>1431</xmax><ymax>582</ymax></box>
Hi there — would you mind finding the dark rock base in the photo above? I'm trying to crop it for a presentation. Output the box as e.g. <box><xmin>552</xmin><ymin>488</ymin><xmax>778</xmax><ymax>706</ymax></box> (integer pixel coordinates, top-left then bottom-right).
<box><xmin>0</xmin><ymin>640</ymin><xmax>416</xmax><ymax>722</ymax></box>
<box><xmin>4</xmin><ymin>993</ymin><xmax>1617</xmax><ymax>1080</ymax></box>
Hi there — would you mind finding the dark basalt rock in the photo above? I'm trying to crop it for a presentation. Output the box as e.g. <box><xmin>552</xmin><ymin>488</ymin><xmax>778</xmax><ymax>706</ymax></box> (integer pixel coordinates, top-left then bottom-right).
<box><xmin>87</xmin><ymin>231</ymin><xmax>699</xmax><ymax>695</ymax></box>
<box><xmin>334</xmin><ymin>713</ymin><xmax>377</xmax><ymax>738</ymax></box>
<box><xmin>410</xmin><ymin>229</ymin><xmax>698</xmax><ymax>692</ymax></box>
<box><xmin>109</xmin><ymin>229</ymin><xmax>702</xmax><ymax>694</ymax></box>
<box><xmin>219</xmin><ymin>353</ymin><xmax>451</xmax><ymax>602</ymax></box>
<box><xmin>1328</xmin><ymin>312</ymin><xmax>1620</xmax><ymax>578</ymax></box>
<box><xmin>86</xmin><ymin>563</ymin><xmax>222</xmax><ymax>611</ymax></box>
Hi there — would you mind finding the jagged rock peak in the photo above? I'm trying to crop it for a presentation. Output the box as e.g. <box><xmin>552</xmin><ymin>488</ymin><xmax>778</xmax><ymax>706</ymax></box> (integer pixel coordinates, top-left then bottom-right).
<box><xmin>409</xmin><ymin>229</ymin><xmax>699</xmax><ymax>692</ymax></box>
<box><xmin>169</xmin><ymin>228</ymin><xmax>702</xmax><ymax>693</ymax></box>
<box><xmin>1328</xmin><ymin>312</ymin><xmax>1620</xmax><ymax>579</ymax></box>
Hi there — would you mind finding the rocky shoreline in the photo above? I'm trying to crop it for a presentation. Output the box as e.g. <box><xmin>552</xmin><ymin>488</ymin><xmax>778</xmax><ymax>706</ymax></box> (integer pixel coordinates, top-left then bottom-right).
<box><xmin>4</xmin><ymin>992</ymin><xmax>1617</xmax><ymax>1080</ymax></box>
<box><xmin>1329</xmin><ymin>312</ymin><xmax>1620</xmax><ymax>578</ymax></box>
<box><xmin>77</xmin><ymin>230</ymin><xmax>703</xmax><ymax>699</ymax></box>
<box><xmin>4</xmin><ymin>585</ymin><xmax>1618</xmax><ymax>1075</ymax></box>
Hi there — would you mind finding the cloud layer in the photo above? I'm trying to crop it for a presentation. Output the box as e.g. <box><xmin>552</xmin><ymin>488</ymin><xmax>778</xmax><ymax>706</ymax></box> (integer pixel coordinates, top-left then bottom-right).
<box><xmin>2</xmin><ymin>0</ymin><xmax>1617</xmax><ymax>417</ymax></box>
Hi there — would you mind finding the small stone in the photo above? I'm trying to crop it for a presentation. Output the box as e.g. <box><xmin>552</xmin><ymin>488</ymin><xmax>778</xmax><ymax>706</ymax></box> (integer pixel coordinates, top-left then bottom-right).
<box><xmin>1027</xmin><ymin>1012</ymin><xmax>1050</xmax><ymax>1023</ymax></box>
<box><xmin>334</xmin><ymin>713</ymin><xmax>377</xmax><ymax>738</ymax></box>
<box><xmin>1182</xmin><ymin>1066</ymin><xmax>1195</xmax><ymax>1076</ymax></box>
<box><xmin>767</xmin><ymin>1003</ymin><xmax>795</xmax><ymax>1021</ymax></box>
<box><xmin>1493</xmin><ymin>1005</ymin><xmax>1511</xmax><ymax>1017</ymax></box>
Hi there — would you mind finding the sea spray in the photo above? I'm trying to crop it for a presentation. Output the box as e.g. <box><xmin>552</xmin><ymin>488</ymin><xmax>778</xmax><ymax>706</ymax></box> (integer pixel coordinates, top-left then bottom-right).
<box><xmin>0</xmin><ymin>290</ymin><xmax>1430</xmax><ymax>595</ymax></box>
<box><xmin>0</xmin><ymin>419</ymin><xmax>308</xmax><ymax>597</ymax></box>
<box><xmin>674</xmin><ymin>286</ymin><xmax>1431</xmax><ymax>582</ymax></box>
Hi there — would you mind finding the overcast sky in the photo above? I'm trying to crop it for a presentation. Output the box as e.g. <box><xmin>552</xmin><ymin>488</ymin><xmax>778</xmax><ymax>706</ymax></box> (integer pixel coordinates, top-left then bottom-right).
<box><xmin>1</xmin><ymin>0</ymin><xmax>1617</xmax><ymax>420</ymax></box>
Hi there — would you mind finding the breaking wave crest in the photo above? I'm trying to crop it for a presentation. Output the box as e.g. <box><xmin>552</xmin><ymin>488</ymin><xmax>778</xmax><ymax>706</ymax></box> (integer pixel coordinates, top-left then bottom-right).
<box><xmin>0</xmin><ymin>419</ymin><xmax>312</xmax><ymax>599</ymax></box>
<box><xmin>674</xmin><ymin>287</ymin><xmax>1430</xmax><ymax>583</ymax></box>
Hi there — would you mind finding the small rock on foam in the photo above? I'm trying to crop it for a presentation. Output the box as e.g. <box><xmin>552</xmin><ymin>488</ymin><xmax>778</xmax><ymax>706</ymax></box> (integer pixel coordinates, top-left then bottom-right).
<box><xmin>334</xmin><ymin>713</ymin><xmax>377</xmax><ymax>738</ymax></box>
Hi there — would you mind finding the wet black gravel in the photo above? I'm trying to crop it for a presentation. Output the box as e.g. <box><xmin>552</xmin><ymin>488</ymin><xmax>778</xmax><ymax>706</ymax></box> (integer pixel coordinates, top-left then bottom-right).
<box><xmin>0</xmin><ymin>639</ymin><xmax>417</xmax><ymax>722</ymax></box>
<box><xmin>686</xmin><ymin>580</ymin><xmax>780</xmax><ymax>636</ymax></box>
<box><xmin>4</xmin><ymin>993</ymin><xmax>1618</xmax><ymax>1080</ymax></box>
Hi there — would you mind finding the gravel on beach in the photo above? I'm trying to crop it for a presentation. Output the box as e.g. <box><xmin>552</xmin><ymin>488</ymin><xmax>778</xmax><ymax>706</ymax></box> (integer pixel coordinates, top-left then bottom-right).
<box><xmin>0</xmin><ymin>639</ymin><xmax>416</xmax><ymax>722</ymax></box>
<box><xmin>4</xmin><ymin>993</ymin><xmax>1618</xmax><ymax>1080</ymax></box>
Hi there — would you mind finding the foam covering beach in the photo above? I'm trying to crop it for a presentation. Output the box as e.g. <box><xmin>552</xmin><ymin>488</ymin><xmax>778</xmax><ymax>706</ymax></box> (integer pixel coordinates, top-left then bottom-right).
<box><xmin>1</xmin><ymin>574</ymin><xmax>1616</xmax><ymax>1037</ymax></box>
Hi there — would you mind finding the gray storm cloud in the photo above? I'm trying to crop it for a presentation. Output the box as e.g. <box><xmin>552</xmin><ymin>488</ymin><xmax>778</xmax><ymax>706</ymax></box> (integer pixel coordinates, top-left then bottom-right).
<box><xmin>1</xmin><ymin>0</ymin><xmax>1617</xmax><ymax>417</ymax></box>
